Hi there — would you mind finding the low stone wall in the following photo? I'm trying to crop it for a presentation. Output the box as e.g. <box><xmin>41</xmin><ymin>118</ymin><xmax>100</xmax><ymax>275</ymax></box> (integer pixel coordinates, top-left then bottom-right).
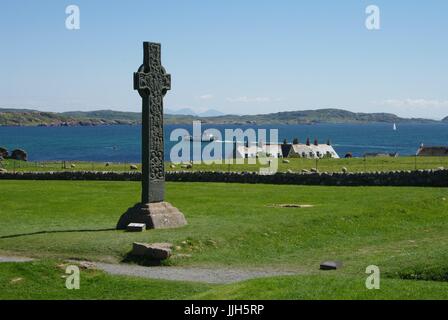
<box><xmin>0</xmin><ymin>169</ymin><xmax>447</xmax><ymax>187</ymax></box>
<box><xmin>0</xmin><ymin>171</ymin><xmax>142</xmax><ymax>181</ymax></box>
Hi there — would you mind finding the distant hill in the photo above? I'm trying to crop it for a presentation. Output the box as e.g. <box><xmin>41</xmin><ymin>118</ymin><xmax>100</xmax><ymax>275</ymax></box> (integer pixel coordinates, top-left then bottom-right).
<box><xmin>193</xmin><ymin>108</ymin><xmax>437</xmax><ymax>125</ymax></box>
<box><xmin>0</xmin><ymin>109</ymin><xmax>140</xmax><ymax>126</ymax></box>
<box><xmin>0</xmin><ymin>107</ymin><xmax>441</xmax><ymax>126</ymax></box>
<box><xmin>165</xmin><ymin>108</ymin><xmax>197</xmax><ymax>116</ymax></box>
<box><xmin>198</xmin><ymin>109</ymin><xmax>225</xmax><ymax>117</ymax></box>
<box><xmin>443</xmin><ymin>116</ymin><xmax>448</xmax><ymax>122</ymax></box>
<box><xmin>62</xmin><ymin>110</ymin><xmax>140</xmax><ymax>122</ymax></box>
<box><xmin>165</xmin><ymin>108</ymin><xmax>225</xmax><ymax>117</ymax></box>
<box><xmin>0</xmin><ymin>108</ymin><xmax>38</xmax><ymax>113</ymax></box>
<box><xmin>0</xmin><ymin>109</ymin><xmax>75</xmax><ymax>126</ymax></box>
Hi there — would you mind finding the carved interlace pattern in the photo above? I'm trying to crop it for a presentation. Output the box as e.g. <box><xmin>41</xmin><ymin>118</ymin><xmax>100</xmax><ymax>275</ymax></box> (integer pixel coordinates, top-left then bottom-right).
<box><xmin>134</xmin><ymin>43</ymin><xmax>171</xmax><ymax>181</ymax></box>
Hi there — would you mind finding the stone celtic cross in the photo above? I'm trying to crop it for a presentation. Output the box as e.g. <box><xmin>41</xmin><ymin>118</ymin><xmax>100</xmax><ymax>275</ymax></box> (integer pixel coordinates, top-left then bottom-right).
<box><xmin>134</xmin><ymin>42</ymin><xmax>171</xmax><ymax>203</ymax></box>
<box><xmin>117</xmin><ymin>42</ymin><xmax>186</xmax><ymax>230</ymax></box>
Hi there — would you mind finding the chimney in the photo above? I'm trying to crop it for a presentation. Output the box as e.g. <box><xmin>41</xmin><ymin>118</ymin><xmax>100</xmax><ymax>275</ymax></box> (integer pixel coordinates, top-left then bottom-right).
<box><xmin>306</xmin><ymin>137</ymin><xmax>310</xmax><ymax>146</ymax></box>
<box><xmin>314</xmin><ymin>138</ymin><xmax>318</xmax><ymax>146</ymax></box>
<box><xmin>327</xmin><ymin>139</ymin><xmax>331</xmax><ymax>146</ymax></box>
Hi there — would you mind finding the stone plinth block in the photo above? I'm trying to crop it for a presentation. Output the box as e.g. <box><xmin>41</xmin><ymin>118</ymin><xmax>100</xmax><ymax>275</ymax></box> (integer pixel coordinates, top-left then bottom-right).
<box><xmin>132</xmin><ymin>242</ymin><xmax>172</xmax><ymax>260</ymax></box>
<box><xmin>117</xmin><ymin>202</ymin><xmax>187</xmax><ymax>230</ymax></box>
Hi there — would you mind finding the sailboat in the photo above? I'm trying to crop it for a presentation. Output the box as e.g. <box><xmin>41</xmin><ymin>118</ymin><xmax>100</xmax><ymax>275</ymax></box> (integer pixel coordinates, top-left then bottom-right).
<box><xmin>393</xmin><ymin>123</ymin><xmax>397</xmax><ymax>131</ymax></box>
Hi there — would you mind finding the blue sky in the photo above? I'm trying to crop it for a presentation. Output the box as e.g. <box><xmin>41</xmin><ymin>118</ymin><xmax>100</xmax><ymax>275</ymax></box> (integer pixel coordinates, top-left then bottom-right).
<box><xmin>0</xmin><ymin>0</ymin><xmax>447</xmax><ymax>119</ymax></box>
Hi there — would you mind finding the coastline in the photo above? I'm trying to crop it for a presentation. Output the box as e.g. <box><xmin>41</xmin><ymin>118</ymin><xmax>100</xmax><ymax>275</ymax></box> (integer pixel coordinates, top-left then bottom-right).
<box><xmin>0</xmin><ymin>119</ymin><xmax>445</xmax><ymax>127</ymax></box>
<box><xmin>1</xmin><ymin>108</ymin><xmax>445</xmax><ymax>127</ymax></box>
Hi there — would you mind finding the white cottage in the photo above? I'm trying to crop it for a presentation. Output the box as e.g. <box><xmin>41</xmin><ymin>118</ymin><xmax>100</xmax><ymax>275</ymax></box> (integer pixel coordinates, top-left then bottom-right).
<box><xmin>232</xmin><ymin>141</ymin><xmax>338</xmax><ymax>159</ymax></box>
<box><xmin>291</xmin><ymin>143</ymin><xmax>339</xmax><ymax>159</ymax></box>
<box><xmin>234</xmin><ymin>143</ymin><xmax>283</xmax><ymax>159</ymax></box>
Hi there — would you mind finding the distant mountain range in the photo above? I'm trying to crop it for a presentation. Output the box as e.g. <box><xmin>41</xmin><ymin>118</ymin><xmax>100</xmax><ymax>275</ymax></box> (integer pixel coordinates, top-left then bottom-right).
<box><xmin>0</xmin><ymin>107</ymin><xmax>445</xmax><ymax>127</ymax></box>
<box><xmin>165</xmin><ymin>108</ymin><xmax>225</xmax><ymax>117</ymax></box>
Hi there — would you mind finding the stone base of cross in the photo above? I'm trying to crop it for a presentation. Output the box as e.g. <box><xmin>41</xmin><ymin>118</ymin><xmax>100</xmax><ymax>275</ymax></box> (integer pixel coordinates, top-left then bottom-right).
<box><xmin>116</xmin><ymin>202</ymin><xmax>187</xmax><ymax>230</ymax></box>
<box><xmin>116</xmin><ymin>42</ymin><xmax>187</xmax><ymax>230</ymax></box>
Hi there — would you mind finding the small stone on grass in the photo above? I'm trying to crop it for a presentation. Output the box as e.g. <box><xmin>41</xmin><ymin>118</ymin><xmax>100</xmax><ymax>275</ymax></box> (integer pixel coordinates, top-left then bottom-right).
<box><xmin>78</xmin><ymin>261</ymin><xmax>96</xmax><ymax>269</ymax></box>
<box><xmin>267</xmin><ymin>204</ymin><xmax>314</xmax><ymax>208</ymax></box>
<box><xmin>10</xmin><ymin>277</ymin><xmax>23</xmax><ymax>283</ymax></box>
<box><xmin>132</xmin><ymin>242</ymin><xmax>173</xmax><ymax>260</ymax></box>
<box><xmin>320</xmin><ymin>261</ymin><xmax>343</xmax><ymax>270</ymax></box>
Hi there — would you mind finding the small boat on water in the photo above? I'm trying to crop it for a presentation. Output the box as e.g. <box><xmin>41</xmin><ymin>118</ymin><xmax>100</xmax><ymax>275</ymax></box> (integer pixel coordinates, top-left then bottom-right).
<box><xmin>393</xmin><ymin>123</ymin><xmax>397</xmax><ymax>131</ymax></box>
<box><xmin>184</xmin><ymin>133</ymin><xmax>215</xmax><ymax>142</ymax></box>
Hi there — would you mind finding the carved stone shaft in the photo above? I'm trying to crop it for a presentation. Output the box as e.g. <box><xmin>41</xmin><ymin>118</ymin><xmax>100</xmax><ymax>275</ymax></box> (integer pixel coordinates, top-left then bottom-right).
<box><xmin>117</xmin><ymin>42</ymin><xmax>187</xmax><ymax>230</ymax></box>
<box><xmin>134</xmin><ymin>42</ymin><xmax>171</xmax><ymax>203</ymax></box>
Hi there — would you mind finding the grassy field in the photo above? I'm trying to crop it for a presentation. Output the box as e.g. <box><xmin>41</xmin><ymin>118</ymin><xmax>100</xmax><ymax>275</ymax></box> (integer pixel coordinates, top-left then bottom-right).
<box><xmin>1</xmin><ymin>156</ymin><xmax>448</xmax><ymax>173</ymax></box>
<box><xmin>0</xmin><ymin>180</ymin><xmax>448</xmax><ymax>299</ymax></box>
<box><xmin>196</xmin><ymin>274</ymin><xmax>448</xmax><ymax>300</ymax></box>
<box><xmin>2</xmin><ymin>260</ymin><xmax>448</xmax><ymax>300</ymax></box>
<box><xmin>0</xmin><ymin>260</ymin><xmax>212</xmax><ymax>300</ymax></box>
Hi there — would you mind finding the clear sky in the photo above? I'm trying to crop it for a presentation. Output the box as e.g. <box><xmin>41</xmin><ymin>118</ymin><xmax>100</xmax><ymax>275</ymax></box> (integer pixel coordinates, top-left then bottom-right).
<box><xmin>0</xmin><ymin>0</ymin><xmax>447</xmax><ymax>119</ymax></box>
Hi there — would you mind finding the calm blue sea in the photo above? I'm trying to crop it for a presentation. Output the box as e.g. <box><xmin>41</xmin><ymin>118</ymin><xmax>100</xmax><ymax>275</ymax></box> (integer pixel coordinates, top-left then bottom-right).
<box><xmin>0</xmin><ymin>123</ymin><xmax>447</xmax><ymax>162</ymax></box>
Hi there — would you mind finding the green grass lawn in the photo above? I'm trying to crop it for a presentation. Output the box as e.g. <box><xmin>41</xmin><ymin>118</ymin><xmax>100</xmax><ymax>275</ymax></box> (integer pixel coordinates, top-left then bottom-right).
<box><xmin>0</xmin><ymin>180</ymin><xmax>448</xmax><ymax>299</ymax></box>
<box><xmin>2</xmin><ymin>156</ymin><xmax>448</xmax><ymax>173</ymax></box>
<box><xmin>196</xmin><ymin>274</ymin><xmax>448</xmax><ymax>300</ymax></box>
<box><xmin>2</xmin><ymin>260</ymin><xmax>448</xmax><ymax>300</ymax></box>
<box><xmin>0</xmin><ymin>260</ymin><xmax>212</xmax><ymax>300</ymax></box>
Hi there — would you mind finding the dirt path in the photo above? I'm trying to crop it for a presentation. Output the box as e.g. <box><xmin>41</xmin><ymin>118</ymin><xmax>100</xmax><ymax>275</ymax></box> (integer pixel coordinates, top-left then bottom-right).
<box><xmin>0</xmin><ymin>256</ymin><xmax>34</xmax><ymax>263</ymax></box>
<box><xmin>0</xmin><ymin>255</ymin><xmax>297</xmax><ymax>284</ymax></box>
<box><xmin>94</xmin><ymin>262</ymin><xmax>296</xmax><ymax>284</ymax></box>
